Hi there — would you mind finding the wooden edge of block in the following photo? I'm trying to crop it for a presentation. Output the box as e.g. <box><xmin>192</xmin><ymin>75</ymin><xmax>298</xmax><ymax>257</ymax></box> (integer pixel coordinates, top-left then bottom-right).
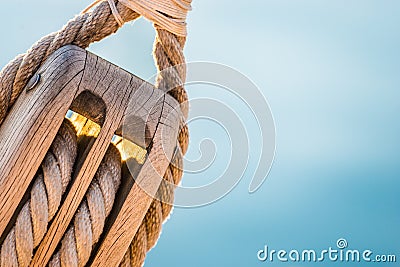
<box><xmin>90</xmin><ymin>93</ymin><xmax>181</xmax><ymax>267</ymax></box>
<box><xmin>0</xmin><ymin>45</ymin><xmax>86</xmax><ymax>237</ymax></box>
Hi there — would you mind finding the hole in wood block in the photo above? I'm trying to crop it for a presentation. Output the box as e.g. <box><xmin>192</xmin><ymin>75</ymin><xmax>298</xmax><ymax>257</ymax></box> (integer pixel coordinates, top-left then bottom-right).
<box><xmin>70</xmin><ymin>90</ymin><xmax>106</xmax><ymax>126</ymax></box>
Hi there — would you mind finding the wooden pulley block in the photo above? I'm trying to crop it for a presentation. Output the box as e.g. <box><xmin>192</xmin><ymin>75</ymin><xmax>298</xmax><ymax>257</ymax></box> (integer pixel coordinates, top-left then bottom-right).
<box><xmin>0</xmin><ymin>45</ymin><xmax>182</xmax><ymax>266</ymax></box>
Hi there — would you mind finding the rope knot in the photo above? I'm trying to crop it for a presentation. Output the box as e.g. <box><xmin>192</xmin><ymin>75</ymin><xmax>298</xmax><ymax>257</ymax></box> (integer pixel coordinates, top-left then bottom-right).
<box><xmin>84</xmin><ymin>0</ymin><xmax>192</xmax><ymax>36</ymax></box>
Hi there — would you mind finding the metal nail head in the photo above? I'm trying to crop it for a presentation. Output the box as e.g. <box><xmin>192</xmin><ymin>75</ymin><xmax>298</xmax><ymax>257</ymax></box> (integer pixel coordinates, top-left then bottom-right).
<box><xmin>27</xmin><ymin>74</ymin><xmax>41</xmax><ymax>91</ymax></box>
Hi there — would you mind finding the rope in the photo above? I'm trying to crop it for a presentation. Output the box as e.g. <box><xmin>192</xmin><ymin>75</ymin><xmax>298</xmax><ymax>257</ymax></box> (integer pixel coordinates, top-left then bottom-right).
<box><xmin>0</xmin><ymin>120</ymin><xmax>78</xmax><ymax>267</ymax></box>
<box><xmin>120</xmin><ymin>147</ymin><xmax>184</xmax><ymax>267</ymax></box>
<box><xmin>83</xmin><ymin>0</ymin><xmax>192</xmax><ymax>36</ymax></box>
<box><xmin>48</xmin><ymin>144</ymin><xmax>122</xmax><ymax>267</ymax></box>
<box><xmin>0</xmin><ymin>1</ymin><xmax>140</xmax><ymax>126</ymax></box>
<box><xmin>0</xmin><ymin>0</ymin><xmax>191</xmax><ymax>266</ymax></box>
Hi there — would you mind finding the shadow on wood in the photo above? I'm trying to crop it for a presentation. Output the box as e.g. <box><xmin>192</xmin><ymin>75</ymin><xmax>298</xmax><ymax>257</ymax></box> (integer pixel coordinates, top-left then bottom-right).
<box><xmin>0</xmin><ymin>45</ymin><xmax>181</xmax><ymax>266</ymax></box>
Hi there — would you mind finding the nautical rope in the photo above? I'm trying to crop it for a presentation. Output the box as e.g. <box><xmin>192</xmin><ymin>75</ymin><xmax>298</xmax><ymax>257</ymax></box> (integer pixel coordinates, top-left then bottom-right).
<box><xmin>0</xmin><ymin>120</ymin><xmax>78</xmax><ymax>267</ymax></box>
<box><xmin>83</xmin><ymin>0</ymin><xmax>191</xmax><ymax>36</ymax></box>
<box><xmin>120</xmin><ymin>146</ymin><xmax>184</xmax><ymax>267</ymax></box>
<box><xmin>48</xmin><ymin>144</ymin><xmax>122</xmax><ymax>267</ymax></box>
<box><xmin>0</xmin><ymin>0</ymin><xmax>191</xmax><ymax>266</ymax></box>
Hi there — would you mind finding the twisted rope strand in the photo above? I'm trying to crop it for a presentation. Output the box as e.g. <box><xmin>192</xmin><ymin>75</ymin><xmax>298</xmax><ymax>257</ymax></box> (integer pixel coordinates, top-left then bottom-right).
<box><xmin>0</xmin><ymin>120</ymin><xmax>78</xmax><ymax>267</ymax></box>
<box><xmin>48</xmin><ymin>145</ymin><xmax>122</xmax><ymax>267</ymax></box>
<box><xmin>0</xmin><ymin>1</ymin><xmax>139</xmax><ymax>126</ymax></box>
<box><xmin>122</xmin><ymin>145</ymin><xmax>184</xmax><ymax>267</ymax></box>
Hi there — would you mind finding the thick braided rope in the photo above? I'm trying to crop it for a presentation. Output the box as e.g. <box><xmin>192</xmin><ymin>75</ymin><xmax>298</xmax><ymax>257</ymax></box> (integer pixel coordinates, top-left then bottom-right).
<box><xmin>118</xmin><ymin>28</ymin><xmax>189</xmax><ymax>267</ymax></box>
<box><xmin>119</xmin><ymin>146</ymin><xmax>184</xmax><ymax>267</ymax></box>
<box><xmin>0</xmin><ymin>1</ymin><xmax>140</xmax><ymax>126</ymax></box>
<box><xmin>0</xmin><ymin>125</ymin><xmax>123</xmax><ymax>267</ymax></box>
<box><xmin>48</xmin><ymin>144</ymin><xmax>122</xmax><ymax>267</ymax></box>
<box><xmin>0</xmin><ymin>1</ymin><xmax>190</xmax><ymax>266</ymax></box>
<box><xmin>0</xmin><ymin>120</ymin><xmax>78</xmax><ymax>267</ymax></box>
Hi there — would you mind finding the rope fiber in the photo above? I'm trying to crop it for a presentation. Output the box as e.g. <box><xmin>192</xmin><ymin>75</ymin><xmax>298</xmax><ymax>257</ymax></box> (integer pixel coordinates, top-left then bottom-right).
<box><xmin>0</xmin><ymin>120</ymin><xmax>78</xmax><ymax>266</ymax></box>
<box><xmin>0</xmin><ymin>0</ymin><xmax>191</xmax><ymax>266</ymax></box>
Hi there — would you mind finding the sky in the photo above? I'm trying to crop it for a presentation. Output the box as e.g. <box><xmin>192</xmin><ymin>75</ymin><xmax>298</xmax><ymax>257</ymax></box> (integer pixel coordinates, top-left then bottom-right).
<box><xmin>1</xmin><ymin>0</ymin><xmax>399</xmax><ymax>266</ymax></box>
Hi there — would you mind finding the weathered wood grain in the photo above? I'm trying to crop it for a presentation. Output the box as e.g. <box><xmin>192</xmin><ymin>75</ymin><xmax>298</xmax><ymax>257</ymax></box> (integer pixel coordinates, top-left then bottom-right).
<box><xmin>91</xmin><ymin>93</ymin><xmax>181</xmax><ymax>267</ymax></box>
<box><xmin>0</xmin><ymin>46</ymin><xmax>86</xmax><ymax>237</ymax></box>
<box><xmin>0</xmin><ymin>45</ymin><xmax>182</xmax><ymax>266</ymax></box>
<box><xmin>30</xmin><ymin>47</ymin><xmax>133</xmax><ymax>266</ymax></box>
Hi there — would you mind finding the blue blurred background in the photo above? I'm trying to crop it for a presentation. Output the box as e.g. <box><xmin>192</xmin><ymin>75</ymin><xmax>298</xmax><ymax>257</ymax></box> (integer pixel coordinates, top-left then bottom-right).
<box><xmin>1</xmin><ymin>0</ymin><xmax>399</xmax><ymax>266</ymax></box>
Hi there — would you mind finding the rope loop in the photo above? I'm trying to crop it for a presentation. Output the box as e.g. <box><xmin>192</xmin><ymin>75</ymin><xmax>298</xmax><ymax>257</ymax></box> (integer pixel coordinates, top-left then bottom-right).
<box><xmin>84</xmin><ymin>0</ymin><xmax>192</xmax><ymax>36</ymax></box>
